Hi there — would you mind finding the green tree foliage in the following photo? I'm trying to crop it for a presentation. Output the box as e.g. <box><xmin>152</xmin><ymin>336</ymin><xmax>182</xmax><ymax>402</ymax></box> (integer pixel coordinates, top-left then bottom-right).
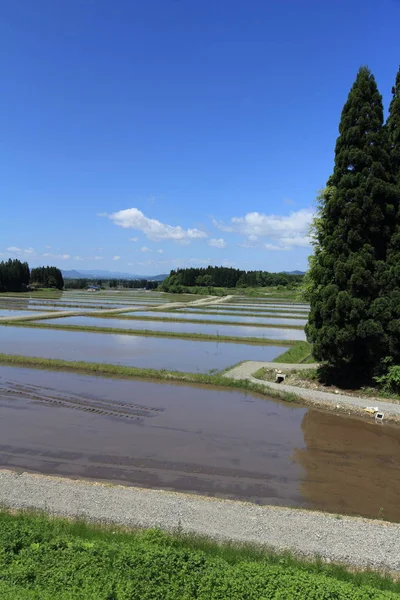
<box><xmin>161</xmin><ymin>267</ymin><xmax>303</xmax><ymax>292</ymax></box>
<box><xmin>0</xmin><ymin>259</ymin><xmax>30</xmax><ymax>292</ymax></box>
<box><xmin>30</xmin><ymin>266</ymin><xmax>64</xmax><ymax>290</ymax></box>
<box><xmin>306</xmin><ymin>67</ymin><xmax>399</xmax><ymax>378</ymax></box>
<box><xmin>387</xmin><ymin>65</ymin><xmax>400</xmax><ymax>183</ymax></box>
<box><xmin>63</xmin><ymin>278</ymin><xmax>159</xmax><ymax>290</ymax></box>
<box><xmin>63</xmin><ymin>278</ymin><xmax>89</xmax><ymax>289</ymax></box>
<box><xmin>382</xmin><ymin>66</ymin><xmax>400</xmax><ymax>363</ymax></box>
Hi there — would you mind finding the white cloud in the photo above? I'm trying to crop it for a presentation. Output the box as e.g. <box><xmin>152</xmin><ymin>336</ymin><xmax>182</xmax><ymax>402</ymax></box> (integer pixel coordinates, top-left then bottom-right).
<box><xmin>105</xmin><ymin>208</ymin><xmax>207</xmax><ymax>242</ymax></box>
<box><xmin>6</xmin><ymin>246</ymin><xmax>37</xmax><ymax>256</ymax></box>
<box><xmin>211</xmin><ymin>218</ymin><xmax>234</xmax><ymax>233</ymax></box>
<box><xmin>129</xmin><ymin>237</ymin><xmax>138</xmax><ymax>242</ymax></box>
<box><xmin>73</xmin><ymin>256</ymin><xmax>83</xmax><ymax>261</ymax></box>
<box><xmin>214</xmin><ymin>208</ymin><xmax>314</xmax><ymax>251</ymax></box>
<box><xmin>264</xmin><ymin>243</ymin><xmax>290</xmax><ymax>251</ymax></box>
<box><xmin>140</xmin><ymin>246</ymin><xmax>151</xmax><ymax>253</ymax></box>
<box><xmin>42</xmin><ymin>253</ymin><xmax>70</xmax><ymax>260</ymax></box>
<box><xmin>45</xmin><ymin>245</ymin><xmax>52</xmax><ymax>249</ymax></box>
<box><xmin>157</xmin><ymin>249</ymin><xmax>164</xmax><ymax>254</ymax></box>
<box><xmin>208</xmin><ymin>238</ymin><xmax>227</xmax><ymax>248</ymax></box>
<box><xmin>94</xmin><ymin>256</ymin><xmax>104</xmax><ymax>260</ymax></box>
<box><xmin>113</xmin><ymin>255</ymin><xmax>121</xmax><ymax>261</ymax></box>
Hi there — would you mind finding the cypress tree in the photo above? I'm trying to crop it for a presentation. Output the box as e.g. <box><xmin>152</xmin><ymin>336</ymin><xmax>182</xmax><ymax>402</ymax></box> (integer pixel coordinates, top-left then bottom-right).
<box><xmin>383</xmin><ymin>66</ymin><xmax>400</xmax><ymax>363</ymax></box>
<box><xmin>306</xmin><ymin>67</ymin><xmax>397</xmax><ymax>380</ymax></box>
<box><xmin>387</xmin><ymin>66</ymin><xmax>400</xmax><ymax>183</ymax></box>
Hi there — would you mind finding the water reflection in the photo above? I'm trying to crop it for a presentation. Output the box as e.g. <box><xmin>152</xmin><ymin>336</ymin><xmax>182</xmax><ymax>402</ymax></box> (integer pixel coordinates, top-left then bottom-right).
<box><xmin>295</xmin><ymin>409</ymin><xmax>400</xmax><ymax>520</ymax></box>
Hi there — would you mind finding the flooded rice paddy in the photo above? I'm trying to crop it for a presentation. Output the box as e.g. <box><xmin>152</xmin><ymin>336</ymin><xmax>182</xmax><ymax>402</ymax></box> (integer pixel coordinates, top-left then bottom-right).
<box><xmin>31</xmin><ymin>316</ymin><xmax>306</xmax><ymax>340</ymax></box>
<box><xmin>0</xmin><ymin>326</ymin><xmax>287</xmax><ymax>371</ymax></box>
<box><xmin>1</xmin><ymin>365</ymin><xmax>399</xmax><ymax>521</ymax></box>
<box><xmin>181</xmin><ymin>306</ymin><xmax>309</xmax><ymax>315</ymax></box>
<box><xmin>217</xmin><ymin>304</ymin><xmax>309</xmax><ymax>313</ymax></box>
<box><xmin>122</xmin><ymin>311</ymin><xmax>308</xmax><ymax>326</ymax></box>
<box><xmin>0</xmin><ymin>309</ymin><xmax>42</xmax><ymax>317</ymax></box>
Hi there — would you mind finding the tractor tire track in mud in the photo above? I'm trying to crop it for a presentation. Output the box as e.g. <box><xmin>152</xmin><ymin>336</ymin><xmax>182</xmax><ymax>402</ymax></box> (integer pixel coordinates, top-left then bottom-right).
<box><xmin>0</xmin><ymin>380</ymin><xmax>164</xmax><ymax>422</ymax></box>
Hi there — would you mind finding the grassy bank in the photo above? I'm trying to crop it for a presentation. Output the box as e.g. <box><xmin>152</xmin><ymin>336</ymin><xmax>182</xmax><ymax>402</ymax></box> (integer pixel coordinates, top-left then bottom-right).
<box><xmin>271</xmin><ymin>341</ymin><xmax>313</xmax><ymax>363</ymax></box>
<box><xmin>0</xmin><ymin>353</ymin><xmax>300</xmax><ymax>403</ymax></box>
<box><xmin>1</xmin><ymin>320</ymin><xmax>299</xmax><ymax>346</ymax></box>
<box><xmin>0</xmin><ymin>510</ymin><xmax>397</xmax><ymax>599</ymax></box>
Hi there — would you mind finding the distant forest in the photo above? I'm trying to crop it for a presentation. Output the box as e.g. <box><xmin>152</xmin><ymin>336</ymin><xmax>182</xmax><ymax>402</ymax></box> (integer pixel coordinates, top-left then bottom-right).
<box><xmin>64</xmin><ymin>278</ymin><xmax>159</xmax><ymax>290</ymax></box>
<box><xmin>31</xmin><ymin>266</ymin><xmax>64</xmax><ymax>290</ymax></box>
<box><xmin>161</xmin><ymin>267</ymin><xmax>303</xmax><ymax>293</ymax></box>
<box><xmin>0</xmin><ymin>259</ymin><xmax>64</xmax><ymax>292</ymax></box>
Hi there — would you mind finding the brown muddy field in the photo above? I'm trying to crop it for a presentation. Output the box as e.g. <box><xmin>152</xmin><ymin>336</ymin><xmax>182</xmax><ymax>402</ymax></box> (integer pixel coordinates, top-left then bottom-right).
<box><xmin>1</xmin><ymin>365</ymin><xmax>400</xmax><ymax>521</ymax></box>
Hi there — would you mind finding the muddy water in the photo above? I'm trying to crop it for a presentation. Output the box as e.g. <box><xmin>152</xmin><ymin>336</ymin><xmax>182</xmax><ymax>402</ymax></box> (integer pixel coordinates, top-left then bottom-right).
<box><xmin>35</xmin><ymin>316</ymin><xmax>306</xmax><ymax>341</ymax></box>
<box><xmin>0</xmin><ymin>326</ymin><xmax>287</xmax><ymax>372</ymax></box>
<box><xmin>1</xmin><ymin>365</ymin><xmax>400</xmax><ymax>520</ymax></box>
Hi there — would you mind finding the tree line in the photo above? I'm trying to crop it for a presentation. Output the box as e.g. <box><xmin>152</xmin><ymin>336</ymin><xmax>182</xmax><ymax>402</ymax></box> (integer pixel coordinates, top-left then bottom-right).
<box><xmin>306</xmin><ymin>66</ymin><xmax>400</xmax><ymax>381</ymax></box>
<box><xmin>31</xmin><ymin>266</ymin><xmax>64</xmax><ymax>290</ymax></box>
<box><xmin>64</xmin><ymin>278</ymin><xmax>159</xmax><ymax>290</ymax></box>
<box><xmin>161</xmin><ymin>266</ymin><xmax>303</xmax><ymax>293</ymax></box>
<box><xmin>0</xmin><ymin>259</ymin><xmax>64</xmax><ymax>292</ymax></box>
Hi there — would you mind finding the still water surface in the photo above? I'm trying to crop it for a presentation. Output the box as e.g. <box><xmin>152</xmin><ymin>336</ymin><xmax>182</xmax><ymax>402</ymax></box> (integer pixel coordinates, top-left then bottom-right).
<box><xmin>34</xmin><ymin>316</ymin><xmax>306</xmax><ymax>340</ymax></box>
<box><xmin>0</xmin><ymin>326</ymin><xmax>286</xmax><ymax>372</ymax></box>
<box><xmin>122</xmin><ymin>311</ymin><xmax>308</xmax><ymax>326</ymax></box>
<box><xmin>0</xmin><ymin>366</ymin><xmax>399</xmax><ymax>521</ymax></box>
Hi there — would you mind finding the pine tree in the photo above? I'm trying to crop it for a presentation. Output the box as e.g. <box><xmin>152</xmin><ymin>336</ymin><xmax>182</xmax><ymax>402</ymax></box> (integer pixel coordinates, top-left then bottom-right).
<box><xmin>306</xmin><ymin>67</ymin><xmax>398</xmax><ymax>379</ymax></box>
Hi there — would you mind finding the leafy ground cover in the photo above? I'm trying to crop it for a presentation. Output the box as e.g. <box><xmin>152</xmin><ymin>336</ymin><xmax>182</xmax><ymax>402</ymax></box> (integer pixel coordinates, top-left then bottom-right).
<box><xmin>0</xmin><ymin>510</ymin><xmax>398</xmax><ymax>599</ymax></box>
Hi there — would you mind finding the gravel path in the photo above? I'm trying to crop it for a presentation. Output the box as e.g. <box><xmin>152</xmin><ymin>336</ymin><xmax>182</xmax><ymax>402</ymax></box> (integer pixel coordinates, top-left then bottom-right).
<box><xmin>0</xmin><ymin>470</ymin><xmax>399</xmax><ymax>572</ymax></box>
<box><xmin>224</xmin><ymin>361</ymin><xmax>400</xmax><ymax>421</ymax></box>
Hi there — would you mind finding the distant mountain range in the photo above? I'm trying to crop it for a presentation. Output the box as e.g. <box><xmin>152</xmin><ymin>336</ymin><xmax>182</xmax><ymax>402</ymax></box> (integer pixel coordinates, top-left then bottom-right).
<box><xmin>283</xmin><ymin>270</ymin><xmax>305</xmax><ymax>275</ymax></box>
<box><xmin>61</xmin><ymin>269</ymin><xmax>168</xmax><ymax>281</ymax></box>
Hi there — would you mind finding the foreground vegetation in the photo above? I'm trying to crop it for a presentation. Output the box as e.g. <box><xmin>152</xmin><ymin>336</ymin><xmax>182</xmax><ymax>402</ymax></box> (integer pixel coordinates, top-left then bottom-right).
<box><xmin>0</xmin><ymin>510</ymin><xmax>397</xmax><ymax>599</ymax></box>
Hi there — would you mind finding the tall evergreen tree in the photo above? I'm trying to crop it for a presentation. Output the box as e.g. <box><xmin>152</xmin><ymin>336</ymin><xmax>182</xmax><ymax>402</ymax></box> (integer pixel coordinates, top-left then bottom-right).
<box><xmin>306</xmin><ymin>67</ymin><xmax>398</xmax><ymax>379</ymax></box>
<box><xmin>387</xmin><ymin>66</ymin><xmax>400</xmax><ymax>183</ymax></box>
<box><xmin>382</xmin><ymin>66</ymin><xmax>400</xmax><ymax>364</ymax></box>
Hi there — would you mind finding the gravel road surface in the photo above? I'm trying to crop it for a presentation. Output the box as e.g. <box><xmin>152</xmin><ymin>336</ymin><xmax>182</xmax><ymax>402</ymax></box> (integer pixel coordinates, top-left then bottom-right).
<box><xmin>224</xmin><ymin>361</ymin><xmax>400</xmax><ymax>422</ymax></box>
<box><xmin>0</xmin><ymin>470</ymin><xmax>399</xmax><ymax>572</ymax></box>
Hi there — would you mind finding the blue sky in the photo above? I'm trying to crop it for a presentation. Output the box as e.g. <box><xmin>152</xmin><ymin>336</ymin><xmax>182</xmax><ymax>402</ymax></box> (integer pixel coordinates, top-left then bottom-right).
<box><xmin>1</xmin><ymin>0</ymin><xmax>400</xmax><ymax>275</ymax></box>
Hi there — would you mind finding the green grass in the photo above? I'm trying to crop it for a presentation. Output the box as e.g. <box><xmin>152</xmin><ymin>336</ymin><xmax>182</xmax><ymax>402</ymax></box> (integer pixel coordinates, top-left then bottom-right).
<box><xmin>0</xmin><ymin>510</ymin><xmax>397</xmax><ymax>600</ymax></box>
<box><xmin>0</xmin><ymin>320</ymin><xmax>299</xmax><ymax>346</ymax></box>
<box><xmin>272</xmin><ymin>341</ymin><xmax>313</xmax><ymax>364</ymax></box>
<box><xmin>0</xmin><ymin>353</ymin><xmax>301</xmax><ymax>404</ymax></box>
